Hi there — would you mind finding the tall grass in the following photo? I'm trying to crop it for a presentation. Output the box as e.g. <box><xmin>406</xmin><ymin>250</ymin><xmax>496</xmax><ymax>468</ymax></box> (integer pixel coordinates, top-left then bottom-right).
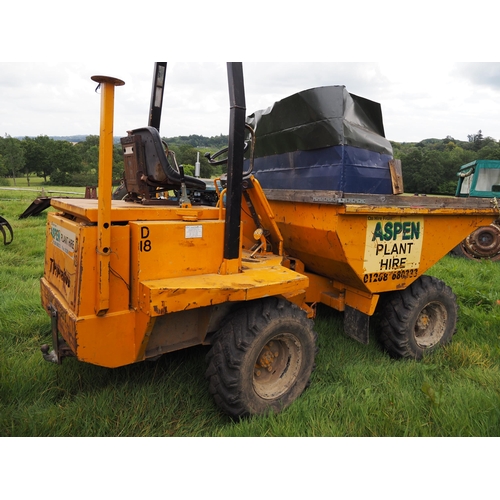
<box><xmin>1</xmin><ymin>181</ymin><xmax>499</xmax><ymax>437</ymax></box>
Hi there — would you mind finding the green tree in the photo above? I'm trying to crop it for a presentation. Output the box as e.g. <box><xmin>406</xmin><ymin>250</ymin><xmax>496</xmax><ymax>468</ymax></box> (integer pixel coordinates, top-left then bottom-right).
<box><xmin>0</xmin><ymin>135</ymin><xmax>25</xmax><ymax>186</ymax></box>
<box><xmin>83</xmin><ymin>145</ymin><xmax>99</xmax><ymax>172</ymax></box>
<box><xmin>467</xmin><ymin>130</ymin><xmax>484</xmax><ymax>151</ymax></box>
<box><xmin>439</xmin><ymin>145</ymin><xmax>476</xmax><ymax>192</ymax></box>
<box><xmin>170</xmin><ymin>144</ymin><xmax>214</xmax><ymax>178</ymax></box>
<box><xmin>475</xmin><ymin>138</ymin><xmax>500</xmax><ymax>160</ymax></box>
<box><xmin>74</xmin><ymin>135</ymin><xmax>100</xmax><ymax>170</ymax></box>
<box><xmin>400</xmin><ymin>148</ymin><xmax>446</xmax><ymax>194</ymax></box>
<box><xmin>392</xmin><ymin>135</ymin><xmax>500</xmax><ymax>194</ymax></box>
<box><xmin>112</xmin><ymin>143</ymin><xmax>124</xmax><ymax>182</ymax></box>
<box><xmin>165</xmin><ymin>134</ymin><xmax>228</xmax><ymax>150</ymax></box>
<box><xmin>22</xmin><ymin>135</ymin><xmax>55</xmax><ymax>182</ymax></box>
<box><xmin>0</xmin><ymin>153</ymin><xmax>7</xmax><ymax>178</ymax></box>
<box><xmin>49</xmin><ymin>140</ymin><xmax>83</xmax><ymax>185</ymax></box>
<box><xmin>73</xmin><ymin>136</ymin><xmax>123</xmax><ymax>184</ymax></box>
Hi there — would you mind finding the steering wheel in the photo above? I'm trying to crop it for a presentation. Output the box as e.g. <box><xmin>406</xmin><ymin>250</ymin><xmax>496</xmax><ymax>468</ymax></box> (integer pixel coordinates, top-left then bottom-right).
<box><xmin>204</xmin><ymin>140</ymin><xmax>250</xmax><ymax>166</ymax></box>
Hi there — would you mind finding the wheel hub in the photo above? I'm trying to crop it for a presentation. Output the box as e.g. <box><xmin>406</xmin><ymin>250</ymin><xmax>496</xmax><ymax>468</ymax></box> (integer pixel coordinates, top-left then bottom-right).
<box><xmin>415</xmin><ymin>302</ymin><xmax>447</xmax><ymax>348</ymax></box>
<box><xmin>463</xmin><ymin>224</ymin><xmax>500</xmax><ymax>260</ymax></box>
<box><xmin>255</xmin><ymin>342</ymin><xmax>279</xmax><ymax>375</ymax></box>
<box><xmin>253</xmin><ymin>334</ymin><xmax>302</xmax><ymax>400</ymax></box>
<box><xmin>416</xmin><ymin>313</ymin><xmax>430</xmax><ymax>330</ymax></box>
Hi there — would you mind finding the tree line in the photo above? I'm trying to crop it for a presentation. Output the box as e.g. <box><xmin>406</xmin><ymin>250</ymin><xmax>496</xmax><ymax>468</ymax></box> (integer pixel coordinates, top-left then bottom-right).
<box><xmin>1</xmin><ymin>130</ymin><xmax>499</xmax><ymax>193</ymax></box>
<box><xmin>0</xmin><ymin>134</ymin><xmax>229</xmax><ymax>187</ymax></box>
<box><xmin>393</xmin><ymin>131</ymin><xmax>500</xmax><ymax>195</ymax></box>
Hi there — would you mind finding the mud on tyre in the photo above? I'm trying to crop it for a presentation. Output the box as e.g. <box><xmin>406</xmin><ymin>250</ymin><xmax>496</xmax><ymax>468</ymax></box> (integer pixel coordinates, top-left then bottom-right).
<box><xmin>377</xmin><ymin>275</ymin><xmax>458</xmax><ymax>360</ymax></box>
<box><xmin>205</xmin><ymin>297</ymin><xmax>318</xmax><ymax>419</ymax></box>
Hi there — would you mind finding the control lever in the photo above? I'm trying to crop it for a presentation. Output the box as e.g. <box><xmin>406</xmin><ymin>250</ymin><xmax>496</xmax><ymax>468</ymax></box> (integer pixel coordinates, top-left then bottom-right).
<box><xmin>178</xmin><ymin>165</ymin><xmax>191</xmax><ymax>208</ymax></box>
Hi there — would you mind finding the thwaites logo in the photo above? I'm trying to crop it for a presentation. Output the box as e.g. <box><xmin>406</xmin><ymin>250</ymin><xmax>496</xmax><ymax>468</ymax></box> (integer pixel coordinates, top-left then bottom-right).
<box><xmin>364</xmin><ymin>216</ymin><xmax>424</xmax><ymax>274</ymax></box>
<box><xmin>50</xmin><ymin>223</ymin><xmax>76</xmax><ymax>258</ymax></box>
<box><xmin>49</xmin><ymin>258</ymin><xmax>71</xmax><ymax>288</ymax></box>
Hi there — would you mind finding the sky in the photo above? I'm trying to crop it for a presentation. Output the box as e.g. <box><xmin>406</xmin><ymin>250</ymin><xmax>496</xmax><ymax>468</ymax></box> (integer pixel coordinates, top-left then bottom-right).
<box><xmin>1</xmin><ymin>62</ymin><xmax>500</xmax><ymax>145</ymax></box>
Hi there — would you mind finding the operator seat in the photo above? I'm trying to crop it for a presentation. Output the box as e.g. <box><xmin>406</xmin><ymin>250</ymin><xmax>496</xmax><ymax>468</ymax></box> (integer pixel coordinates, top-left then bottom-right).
<box><xmin>126</xmin><ymin>126</ymin><xmax>206</xmax><ymax>191</ymax></box>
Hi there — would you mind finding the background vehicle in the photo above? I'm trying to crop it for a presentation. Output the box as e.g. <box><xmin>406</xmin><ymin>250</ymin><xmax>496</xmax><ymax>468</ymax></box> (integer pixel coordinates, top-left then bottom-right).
<box><xmin>451</xmin><ymin>160</ymin><xmax>500</xmax><ymax>261</ymax></box>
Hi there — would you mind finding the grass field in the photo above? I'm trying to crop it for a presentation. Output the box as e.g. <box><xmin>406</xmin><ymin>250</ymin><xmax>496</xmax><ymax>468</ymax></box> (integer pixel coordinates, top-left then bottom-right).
<box><xmin>1</xmin><ymin>179</ymin><xmax>500</xmax><ymax>438</ymax></box>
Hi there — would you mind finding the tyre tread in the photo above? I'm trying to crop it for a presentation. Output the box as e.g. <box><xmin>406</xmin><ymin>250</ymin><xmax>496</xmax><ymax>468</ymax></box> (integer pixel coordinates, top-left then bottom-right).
<box><xmin>378</xmin><ymin>275</ymin><xmax>457</xmax><ymax>360</ymax></box>
<box><xmin>205</xmin><ymin>297</ymin><xmax>317</xmax><ymax>418</ymax></box>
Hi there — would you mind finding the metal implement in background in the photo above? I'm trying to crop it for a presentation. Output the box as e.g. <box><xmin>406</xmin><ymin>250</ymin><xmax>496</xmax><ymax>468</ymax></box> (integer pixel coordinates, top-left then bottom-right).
<box><xmin>19</xmin><ymin>187</ymin><xmax>99</xmax><ymax>219</ymax></box>
<box><xmin>0</xmin><ymin>215</ymin><xmax>13</xmax><ymax>245</ymax></box>
<box><xmin>19</xmin><ymin>197</ymin><xmax>52</xmax><ymax>219</ymax></box>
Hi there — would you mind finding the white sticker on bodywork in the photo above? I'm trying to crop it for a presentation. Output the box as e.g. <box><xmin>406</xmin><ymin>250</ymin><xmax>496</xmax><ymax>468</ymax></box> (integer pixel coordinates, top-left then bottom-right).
<box><xmin>364</xmin><ymin>216</ymin><xmax>424</xmax><ymax>273</ymax></box>
<box><xmin>50</xmin><ymin>223</ymin><xmax>76</xmax><ymax>257</ymax></box>
<box><xmin>185</xmin><ymin>225</ymin><xmax>202</xmax><ymax>239</ymax></box>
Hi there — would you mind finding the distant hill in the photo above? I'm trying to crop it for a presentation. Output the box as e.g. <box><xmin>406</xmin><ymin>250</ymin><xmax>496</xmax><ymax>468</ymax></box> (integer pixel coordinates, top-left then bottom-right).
<box><xmin>18</xmin><ymin>134</ymin><xmax>229</xmax><ymax>147</ymax></box>
<box><xmin>18</xmin><ymin>135</ymin><xmax>101</xmax><ymax>143</ymax></box>
<box><xmin>49</xmin><ymin>135</ymin><xmax>90</xmax><ymax>143</ymax></box>
<box><xmin>165</xmin><ymin>134</ymin><xmax>229</xmax><ymax>149</ymax></box>
<box><xmin>50</xmin><ymin>135</ymin><xmax>90</xmax><ymax>143</ymax></box>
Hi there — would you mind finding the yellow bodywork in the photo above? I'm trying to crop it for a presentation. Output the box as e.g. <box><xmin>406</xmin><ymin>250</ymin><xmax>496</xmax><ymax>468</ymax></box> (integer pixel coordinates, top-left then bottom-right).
<box><xmin>266</xmin><ymin>191</ymin><xmax>498</xmax><ymax>316</ymax></box>
<box><xmin>41</xmin><ymin>182</ymin><xmax>498</xmax><ymax>367</ymax></box>
<box><xmin>41</xmin><ymin>179</ymin><xmax>309</xmax><ymax>368</ymax></box>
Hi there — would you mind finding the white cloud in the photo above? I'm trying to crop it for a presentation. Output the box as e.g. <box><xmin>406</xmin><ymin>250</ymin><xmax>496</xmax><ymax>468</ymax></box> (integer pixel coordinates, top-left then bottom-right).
<box><xmin>1</xmin><ymin>62</ymin><xmax>500</xmax><ymax>143</ymax></box>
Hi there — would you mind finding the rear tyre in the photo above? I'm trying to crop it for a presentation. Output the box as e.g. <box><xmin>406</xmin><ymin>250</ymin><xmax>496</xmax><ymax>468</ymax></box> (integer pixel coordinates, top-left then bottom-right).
<box><xmin>377</xmin><ymin>275</ymin><xmax>457</xmax><ymax>360</ymax></box>
<box><xmin>205</xmin><ymin>297</ymin><xmax>317</xmax><ymax>418</ymax></box>
<box><xmin>449</xmin><ymin>243</ymin><xmax>468</xmax><ymax>259</ymax></box>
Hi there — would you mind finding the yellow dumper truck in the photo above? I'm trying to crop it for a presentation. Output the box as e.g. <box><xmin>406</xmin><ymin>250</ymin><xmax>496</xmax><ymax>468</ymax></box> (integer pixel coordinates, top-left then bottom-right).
<box><xmin>40</xmin><ymin>63</ymin><xmax>498</xmax><ymax>418</ymax></box>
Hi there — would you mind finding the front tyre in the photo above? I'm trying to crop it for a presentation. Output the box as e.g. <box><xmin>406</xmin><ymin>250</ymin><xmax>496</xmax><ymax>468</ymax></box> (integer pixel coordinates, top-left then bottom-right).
<box><xmin>377</xmin><ymin>275</ymin><xmax>458</xmax><ymax>360</ymax></box>
<box><xmin>205</xmin><ymin>297</ymin><xmax>317</xmax><ymax>418</ymax></box>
